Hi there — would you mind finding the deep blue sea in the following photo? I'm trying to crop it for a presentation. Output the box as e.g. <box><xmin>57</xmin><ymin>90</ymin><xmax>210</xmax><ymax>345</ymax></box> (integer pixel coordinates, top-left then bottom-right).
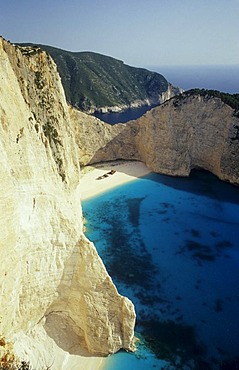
<box><xmin>151</xmin><ymin>65</ymin><xmax>239</xmax><ymax>94</ymax></box>
<box><xmin>94</xmin><ymin>65</ymin><xmax>239</xmax><ymax>124</ymax></box>
<box><xmin>94</xmin><ymin>105</ymin><xmax>156</xmax><ymax>124</ymax></box>
<box><xmin>82</xmin><ymin>171</ymin><xmax>239</xmax><ymax>369</ymax></box>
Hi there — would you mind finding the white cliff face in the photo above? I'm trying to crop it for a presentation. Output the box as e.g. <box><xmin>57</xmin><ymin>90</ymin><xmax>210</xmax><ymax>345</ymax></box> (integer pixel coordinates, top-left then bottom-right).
<box><xmin>70</xmin><ymin>107</ymin><xmax>140</xmax><ymax>165</ymax></box>
<box><xmin>0</xmin><ymin>37</ymin><xmax>135</xmax><ymax>369</ymax></box>
<box><xmin>73</xmin><ymin>93</ymin><xmax>239</xmax><ymax>185</ymax></box>
<box><xmin>136</xmin><ymin>94</ymin><xmax>239</xmax><ymax>183</ymax></box>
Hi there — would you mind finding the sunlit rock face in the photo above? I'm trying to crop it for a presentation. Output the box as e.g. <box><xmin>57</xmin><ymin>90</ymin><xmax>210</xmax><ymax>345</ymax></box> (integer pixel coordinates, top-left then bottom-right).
<box><xmin>136</xmin><ymin>94</ymin><xmax>239</xmax><ymax>184</ymax></box>
<box><xmin>0</xmin><ymin>37</ymin><xmax>135</xmax><ymax>369</ymax></box>
<box><xmin>74</xmin><ymin>93</ymin><xmax>239</xmax><ymax>185</ymax></box>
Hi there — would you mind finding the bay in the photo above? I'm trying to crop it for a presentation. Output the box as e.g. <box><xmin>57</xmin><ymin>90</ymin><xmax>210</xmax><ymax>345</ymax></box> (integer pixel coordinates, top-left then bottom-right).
<box><xmin>93</xmin><ymin>104</ymin><xmax>156</xmax><ymax>124</ymax></box>
<box><xmin>82</xmin><ymin>170</ymin><xmax>239</xmax><ymax>369</ymax></box>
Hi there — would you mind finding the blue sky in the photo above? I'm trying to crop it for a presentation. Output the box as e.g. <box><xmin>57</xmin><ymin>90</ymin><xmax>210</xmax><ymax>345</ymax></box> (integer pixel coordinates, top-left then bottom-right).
<box><xmin>1</xmin><ymin>0</ymin><xmax>239</xmax><ymax>68</ymax></box>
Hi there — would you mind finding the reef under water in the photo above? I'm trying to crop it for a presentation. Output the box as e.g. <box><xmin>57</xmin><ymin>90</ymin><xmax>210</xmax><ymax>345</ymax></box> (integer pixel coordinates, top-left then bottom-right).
<box><xmin>82</xmin><ymin>170</ymin><xmax>239</xmax><ymax>369</ymax></box>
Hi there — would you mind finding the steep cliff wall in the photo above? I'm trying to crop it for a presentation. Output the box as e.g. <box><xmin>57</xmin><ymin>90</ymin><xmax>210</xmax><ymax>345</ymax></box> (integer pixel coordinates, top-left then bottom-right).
<box><xmin>136</xmin><ymin>93</ymin><xmax>239</xmax><ymax>184</ymax></box>
<box><xmin>70</xmin><ymin>108</ymin><xmax>140</xmax><ymax>165</ymax></box>
<box><xmin>74</xmin><ymin>93</ymin><xmax>239</xmax><ymax>185</ymax></box>
<box><xmin>0</xmin><ymin>37</ymin><xmax>135</xmax><ymax>369</ymax></box>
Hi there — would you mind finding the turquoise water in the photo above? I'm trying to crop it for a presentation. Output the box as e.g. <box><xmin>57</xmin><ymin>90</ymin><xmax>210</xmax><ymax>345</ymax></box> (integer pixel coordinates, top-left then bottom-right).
<box><xmin>82</xmin><ymin>170</ymin><xmax>239</xmax><ymax>369</ymax></box>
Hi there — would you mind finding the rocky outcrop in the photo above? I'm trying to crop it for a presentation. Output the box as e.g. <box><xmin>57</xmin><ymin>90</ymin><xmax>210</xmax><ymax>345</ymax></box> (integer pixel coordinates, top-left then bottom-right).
<box><xmin>74</xmin><ymin>93</ymin><xmax>239</xmax><ymax>185</ymax></box>
<box><xmin>0</xmin><ymin>37</ymin><xmax>135</xmax><ymax>369</ymax></box>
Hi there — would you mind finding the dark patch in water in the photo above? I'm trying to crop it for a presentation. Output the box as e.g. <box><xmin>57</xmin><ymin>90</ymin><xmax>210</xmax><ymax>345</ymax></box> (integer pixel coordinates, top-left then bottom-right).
<box><xmin>138</xmin><ymin>319</ymin><xmax>208</xmax><ymax>368</ymax></box>
<box><xmin>179</xmin><ymin>240</ymin><xmax>217</xmax><ymax>262</ymax></box>
<box><xmin>158</xmin><ymin>210</ymin><xmax>167</xmax><ymax>215</ymax></box>
<box><xmin>214</xmin><ymin>299</ymin><xmax>224</xmax><ymax>313</ymax></box>
<box><xmin>179</xmin><ymin>239</ymin><xmax>234</xmax><ymax>263</ymax></box>
<box><xmin>191</xmin><ymin>228</ymin><xmax>201</xmax><ymax>238</ymax></box>
<box><xmin>162</xmin><ymin>217</ymin><xmax>170</xmax><ymax>222</ymax></box>
<box><xmin>106</xmin><ymin>234</ymin><xmax>157</xmax><ymax>290</ymax></box>
<box><xmin>161</xmin><ymin>202</ymin><xmax>173</xmax><ymax>208</ymax></box>
<box><xmin>127</xmin><ymin>197</ymin><xmax>145</xmax><ymax>227</ymax></box>
<box><xmin>193</xmin><ymin>252</ymin><xmax>216</xmax><ymax>262</ymax></box>
<box><xmin>215</xmin><ymin>240</ymin><xmax>232</xmax><ymax>249</ymax></box>
<box><xmin>135</xmin><ymin>291</ymin><xmax>166</xmax><ymax>306</ymax></box>
<box><xmin>86</xmin><ymin>196</ymin><xmax>161</xmax><ymax>297</ymax></box>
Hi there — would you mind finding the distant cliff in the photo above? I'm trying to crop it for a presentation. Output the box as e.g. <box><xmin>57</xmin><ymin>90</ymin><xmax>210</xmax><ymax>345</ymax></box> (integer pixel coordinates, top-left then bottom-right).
<box><xmin>20</xmin><ymin>43</ymin><xmax>181</xmax><ymax>113</ymax></box>
<box><xmin>73</xmin><ymin>90</ymin><xmax>239</xmax><ymax>185</ymax></box>
<box><xmin>0</xmin><ymin>37</ymin><xmax>135</xmax><ymax>369</ymax></box>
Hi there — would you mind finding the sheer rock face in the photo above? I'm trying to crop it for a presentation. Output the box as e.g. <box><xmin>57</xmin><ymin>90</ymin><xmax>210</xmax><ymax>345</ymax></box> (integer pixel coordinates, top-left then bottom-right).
<box><xmin>0</xmin><ymin>37</ymin><xmax>135</xmax><ymax>368</ymax></box>
<box><xmin>74</xmin><ymin>94</ymin><xmax>239</xmax><ymax>185</ymax></box>
<box><xmin>70</xmin><ymin>108</ymin><xmax>141</xmax><ymax>165</ymax></box>
<box><xmin>136</xmin><ymin>94</ymin><xmax>239</xmax><ymax>184</ymax></box>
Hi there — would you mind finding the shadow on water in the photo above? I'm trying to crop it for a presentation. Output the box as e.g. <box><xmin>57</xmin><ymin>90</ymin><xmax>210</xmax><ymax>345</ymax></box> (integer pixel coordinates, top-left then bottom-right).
<box><xmin>143</xmin><ymin>169</ymin><xmax>239</xmax><ymax>205</ymax></box>
<box><xmin>82</xmin><ymin>169</ymin><xmax>239</xmax><ymax>369</ymax></box>
<box><xmin>137</xmin><ymin>319</ymin><xmax>211</xmax><ymax>369</ymax></box>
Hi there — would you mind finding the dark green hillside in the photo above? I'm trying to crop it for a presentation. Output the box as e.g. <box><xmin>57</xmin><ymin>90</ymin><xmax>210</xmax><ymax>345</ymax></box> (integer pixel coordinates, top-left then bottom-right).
<box><xmin>20</xmin><ymin>44</ymin><xmax>172</xmax><ymax>112</ymax></box>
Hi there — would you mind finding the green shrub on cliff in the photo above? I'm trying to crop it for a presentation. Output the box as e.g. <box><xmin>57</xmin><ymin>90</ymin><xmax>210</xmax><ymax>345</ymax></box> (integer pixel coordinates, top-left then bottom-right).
<box><xmin>186</xmin><ymin>89</ymin><xmax>239</xmax><ymax>116</ymax></box>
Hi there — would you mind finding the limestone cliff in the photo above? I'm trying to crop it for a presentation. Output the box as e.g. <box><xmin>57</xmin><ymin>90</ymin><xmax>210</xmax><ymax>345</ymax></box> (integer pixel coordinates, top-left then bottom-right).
<box><xmin>136</xmin><ymin>93</ymin><xmax>239</xmax><ymax>184</ymax></box>
<box><xmin>74</xmin><ymin>92</ymin><xmax>239</xmax><ymax>185</ymax></box>
<box><xmin>0</xmin><ymin>37</ymin><xmax>135</xmax><ymax>369</ymax></box>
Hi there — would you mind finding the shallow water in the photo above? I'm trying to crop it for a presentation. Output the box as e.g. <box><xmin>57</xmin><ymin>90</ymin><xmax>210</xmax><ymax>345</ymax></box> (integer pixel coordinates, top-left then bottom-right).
<box><xmin>82</xmin><ymin>170</ymin><xmax>239</xmax><ymax>369</ymax></box>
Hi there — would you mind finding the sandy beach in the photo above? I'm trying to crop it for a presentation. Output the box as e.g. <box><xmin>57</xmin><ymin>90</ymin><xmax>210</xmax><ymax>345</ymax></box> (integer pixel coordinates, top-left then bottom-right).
<box><xmin>79</xmin><ymin>160</ymin><xmax>151</xmax><ymax>200</ymax></box>
<box><xmin>63</xmin><ymin>356</ymin><xmax>105</xmax><ymax>370</ymax></box>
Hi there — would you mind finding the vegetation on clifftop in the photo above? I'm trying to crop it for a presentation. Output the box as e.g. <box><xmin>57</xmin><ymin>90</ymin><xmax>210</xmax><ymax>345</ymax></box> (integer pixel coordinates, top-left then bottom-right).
<box><xmin>177</xmin><ymin>89</ymin><xmax>239</xmax><ymax>117</ymax></box>
<box><xmin>20</xmin><ymin>44</ymin><xmax>170</xmax><ymax>112</ymax></box>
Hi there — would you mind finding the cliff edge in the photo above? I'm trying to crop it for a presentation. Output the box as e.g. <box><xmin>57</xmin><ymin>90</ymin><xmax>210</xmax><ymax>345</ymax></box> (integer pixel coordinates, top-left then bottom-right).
<box><xmin>0</xmin><ymin>37</ymin><xmax>135</xmax><ymax>369</ymax></box>
<box><xmin>73</xmin><ymin>91</ymin><xmax>239</xmax><ymax>185</ymax></box>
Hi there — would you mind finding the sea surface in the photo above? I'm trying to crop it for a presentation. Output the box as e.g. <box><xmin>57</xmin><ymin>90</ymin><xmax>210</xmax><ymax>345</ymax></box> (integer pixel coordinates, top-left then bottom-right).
<box><xmin>94</xmin><ymin>104</ymin><xmax>156</xmax><ymax>124</ymax></box>
<box><xmin>82</xmin><ymin>170</ymin><xmax>239</xmax><ymax>369</ymax></box>
<box><xmin>151</xmin><ymin>65</ymin><xmax>239</xmax><ymax>94</ymax></box>
<box><xmin>95</xmin><ymin>65</ymin><xmax>239</xmax><ymax>124</ymax></box>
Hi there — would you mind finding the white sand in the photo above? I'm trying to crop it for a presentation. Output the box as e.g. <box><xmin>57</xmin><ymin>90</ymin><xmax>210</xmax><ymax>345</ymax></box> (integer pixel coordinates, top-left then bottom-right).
<box><xmin>79</xmin><ymin>161</ymin><xmax>151</xmax><ymax>200</ymax></box>
<box><xmin>58</xmin><ymin>356</ymin><xmax>105</xmax><ymax>370</ymax></box>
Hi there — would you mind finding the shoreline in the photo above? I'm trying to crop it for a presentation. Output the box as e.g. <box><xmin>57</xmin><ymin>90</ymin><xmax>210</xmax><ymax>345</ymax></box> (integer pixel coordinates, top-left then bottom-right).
<box><xmin>77</xmin><ymin>160</ymin><xmax>151</xmax><ymax>370</ymax></box>
<box><xmin>79</xmin><ymin>161</ymin><xmax>151</xmax><ymax>200</ymax></box>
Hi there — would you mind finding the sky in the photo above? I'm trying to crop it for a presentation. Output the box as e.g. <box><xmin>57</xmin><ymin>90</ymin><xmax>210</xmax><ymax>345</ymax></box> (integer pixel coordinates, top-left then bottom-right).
<box><xmin>1</xmin><ymin>0</ymin><xmax>239</xmax><ymax>68</ymax></box>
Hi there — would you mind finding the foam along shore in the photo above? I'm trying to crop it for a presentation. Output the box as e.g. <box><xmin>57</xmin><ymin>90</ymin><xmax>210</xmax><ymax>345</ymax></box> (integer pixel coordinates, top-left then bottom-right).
<box><xmin>79</xmin><ymin>161</ymin><xmax>151</xmax><ymax>200</ymax></box>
